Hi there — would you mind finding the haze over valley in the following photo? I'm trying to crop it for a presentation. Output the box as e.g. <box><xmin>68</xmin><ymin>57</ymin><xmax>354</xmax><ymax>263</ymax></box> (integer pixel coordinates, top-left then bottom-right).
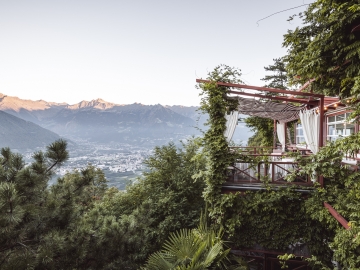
<box><xmin>0</xmin><ymin>93</ymin><xmax>252</xmax><ymax>188</ymax></box>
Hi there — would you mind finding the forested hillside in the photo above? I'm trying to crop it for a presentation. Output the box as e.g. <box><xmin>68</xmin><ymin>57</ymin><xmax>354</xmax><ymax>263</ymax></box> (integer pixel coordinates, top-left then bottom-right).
<box><xmin>0</xmin><ymin>139</ymin><xmax>207</xmax><ymax>269</ymax></box>
<box><xmin>0</xmin><ymin>110</ymin><xmax>61</xmax><ymax>149</ymax></box>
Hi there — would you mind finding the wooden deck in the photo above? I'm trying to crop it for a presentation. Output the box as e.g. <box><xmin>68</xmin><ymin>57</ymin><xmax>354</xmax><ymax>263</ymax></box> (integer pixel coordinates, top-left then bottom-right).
<box><xmin>227</xmin><ymin>147</ymin><xmax>313</xmax><ymax>187</ymax></box>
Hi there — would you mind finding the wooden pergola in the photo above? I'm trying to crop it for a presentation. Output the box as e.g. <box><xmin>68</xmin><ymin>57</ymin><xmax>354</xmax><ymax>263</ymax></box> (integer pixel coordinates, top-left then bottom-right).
<box><xmin>196</xmin><ymin>79</ymin><xmax>326</xmax><ymax>148</ymax></box>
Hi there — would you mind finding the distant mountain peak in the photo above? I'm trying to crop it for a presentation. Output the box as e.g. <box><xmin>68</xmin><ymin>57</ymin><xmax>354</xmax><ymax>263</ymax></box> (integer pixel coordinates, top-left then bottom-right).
<box><xmin>66</xmin><ymin>98</ymin><xmax>117</xmax><ymax>110</ymax></box>
<box><xmin>95</xmin><ymin>98</ymin><xmax>106</xmax><ymax>102</ymax></box>
<box><xmin>0</xmin><ymin>94</ymin><xmax>66</xmax><ymax>112</ymax></box>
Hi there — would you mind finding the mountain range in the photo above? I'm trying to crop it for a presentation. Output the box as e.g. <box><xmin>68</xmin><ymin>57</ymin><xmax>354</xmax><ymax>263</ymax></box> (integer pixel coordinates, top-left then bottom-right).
<box><xmin>0</xmin><ymin>93</ymin><xmax>251</xmax><ymax>148</ymax></box>
<box><xmin>0</xmin><ymin>110</ymin><xmax>60</xmax><ymax>149</ymax></box>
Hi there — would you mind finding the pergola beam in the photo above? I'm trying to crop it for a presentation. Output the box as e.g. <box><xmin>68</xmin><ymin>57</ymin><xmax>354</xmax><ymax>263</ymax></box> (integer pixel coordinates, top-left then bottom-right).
<box><xmin>228</xmin><ymin>90</ymin><xmax>319</xmax><ymax>105</ymax></box>
<box><xmin>324</xmin><ymin>202</ymin><xmax>350</xmax><ymax>230</ymax></box>
<box><xmin>297</xmin><ymin>78</ymin><xmax>316</xmax><ymax>92</ymax></box>
<box><xmin>196</xmin><ymin>79</ymin><xmax>324</xmax><ymax>98</ymax></box>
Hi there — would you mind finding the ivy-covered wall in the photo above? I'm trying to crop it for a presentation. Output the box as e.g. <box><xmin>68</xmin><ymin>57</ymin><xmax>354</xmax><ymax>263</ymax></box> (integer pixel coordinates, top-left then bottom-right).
<box><xmin>198</xmin><ymin>65</ymin><xmax>360</xmax><ymax>269</ymax></box>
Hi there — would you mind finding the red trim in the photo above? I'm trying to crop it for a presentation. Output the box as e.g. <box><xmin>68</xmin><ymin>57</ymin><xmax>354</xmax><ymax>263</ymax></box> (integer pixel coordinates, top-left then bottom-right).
<box><xmin>326</xmin><ymin>109</ymin><xmax>353</xmax><ymax>117</ymax></box>
<box><xmin>324</xmin><ymin>202</ymin><xmax>350</xmax><ymax>230</ymax></box>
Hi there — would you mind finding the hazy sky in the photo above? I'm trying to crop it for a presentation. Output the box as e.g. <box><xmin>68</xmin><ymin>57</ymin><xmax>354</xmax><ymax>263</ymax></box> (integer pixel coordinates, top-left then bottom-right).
<box><xmin>0</xmin><ymin>0</ymin><xmax>311</xmax><ymax>106</ymax></box>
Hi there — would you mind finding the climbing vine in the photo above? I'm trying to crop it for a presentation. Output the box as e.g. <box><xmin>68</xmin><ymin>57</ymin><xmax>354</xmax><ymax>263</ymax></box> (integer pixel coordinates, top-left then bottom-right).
<box><xmin>199</xmin><ymin>65</ymin><xmax>360</xmax><ymax>268</ymax></box>
<box><xmin>198</xmin><ymin>65</ymin><xmax>243</xmax><ymax>225</ymax></box>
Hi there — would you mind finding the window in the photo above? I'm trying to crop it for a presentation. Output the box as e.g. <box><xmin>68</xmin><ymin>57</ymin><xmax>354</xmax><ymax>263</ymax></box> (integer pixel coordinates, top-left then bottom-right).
<box><xmin>327</xmin><ymin>113</ymin><xmax>355</xmax><ymax>141</ymax></box>
<box><xmin>296</xmin><ymin>124</ymin><xmax>306</xmax><ymax>144</ymax></box>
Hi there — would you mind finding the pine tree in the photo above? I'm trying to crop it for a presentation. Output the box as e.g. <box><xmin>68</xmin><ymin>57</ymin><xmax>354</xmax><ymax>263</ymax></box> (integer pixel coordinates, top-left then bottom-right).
<box><xmin>0</xmin><ymin>138</ymin><xmax>206</xmax><ymax>269</ymax></box>
<box><xmin>245</xmin><ymin>58</ymin><xmax>289</xmax><ymax>147</ymax></box>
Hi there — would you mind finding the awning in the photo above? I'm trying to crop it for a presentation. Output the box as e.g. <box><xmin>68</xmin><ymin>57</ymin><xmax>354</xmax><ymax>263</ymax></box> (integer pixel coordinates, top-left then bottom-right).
<box><xmin>237</xmin><ymin>97</ymin><xmax>305</xmax><ymax>123</ymax></box>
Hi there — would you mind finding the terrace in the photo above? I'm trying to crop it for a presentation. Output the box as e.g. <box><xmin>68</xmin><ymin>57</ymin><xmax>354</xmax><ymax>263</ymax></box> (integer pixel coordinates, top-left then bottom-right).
<box><xmin>196</xmin><ymin>79</ymin><xmax>360</xmax><ymax>193</ymax></box>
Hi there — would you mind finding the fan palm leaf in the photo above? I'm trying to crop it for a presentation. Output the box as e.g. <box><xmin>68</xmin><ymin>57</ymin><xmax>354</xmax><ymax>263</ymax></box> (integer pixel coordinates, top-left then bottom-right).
<box><xmin>142</xmin><ymin>223</ymin><xmax>232</xmax><ymax>270</ymax></box>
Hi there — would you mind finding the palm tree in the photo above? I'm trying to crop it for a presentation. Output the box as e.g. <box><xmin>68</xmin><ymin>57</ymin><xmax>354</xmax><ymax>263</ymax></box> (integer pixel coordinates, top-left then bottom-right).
<box><xmin>142</xmin><ymin>217</ymin><xmax>246</xmax><ymax>270</ymax></box>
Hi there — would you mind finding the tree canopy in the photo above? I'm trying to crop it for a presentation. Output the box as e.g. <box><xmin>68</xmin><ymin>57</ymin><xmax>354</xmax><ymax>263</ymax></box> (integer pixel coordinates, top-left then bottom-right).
<box><xmin>0</xmin><ymin>138</ymin><xmax>207</xmax><ymax>269</ymax></box>
<box><xmin>284</xmin><ymin>0</ymin><xmax>360</xmax><ymax>100</ymax></box>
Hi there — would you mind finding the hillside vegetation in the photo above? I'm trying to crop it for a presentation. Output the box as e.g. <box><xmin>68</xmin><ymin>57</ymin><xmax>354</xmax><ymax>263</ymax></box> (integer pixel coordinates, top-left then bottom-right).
<box><xmin>0</xmin><ymin>139</ymin><xmax>206</xmax><ymax>269</ymax></box>
<box><xmin>0</xmin><ymin>110</ymin><xmax>61</xmax><ymax>149</ymax></box>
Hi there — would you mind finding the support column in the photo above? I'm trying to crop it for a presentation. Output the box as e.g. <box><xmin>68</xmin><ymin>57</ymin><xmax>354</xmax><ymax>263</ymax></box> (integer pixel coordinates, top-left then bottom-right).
<box><xmin>284</xmin><ymin>122</ymin><xmax>287</xmax><ymax>150</ymax></box>
<box><xmin>319</xmin><ymin>97</ymin><xmax>325</xmax><ymax>187</ymax></box>
<box><xmin>319</xmin><ymin>97</ymin><xmax>324</xmax><ymax>148</ymax></box>
<box><xmin>273</xmin><ymin>120</ymin><xmax>277</xmax><ymax>150</ymax></box>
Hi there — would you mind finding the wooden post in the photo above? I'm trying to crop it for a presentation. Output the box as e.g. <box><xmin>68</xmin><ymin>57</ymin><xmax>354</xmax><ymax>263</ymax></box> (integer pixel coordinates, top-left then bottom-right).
<box><xmin>284</xmin><ymin>122</ymin><xmax>287</xmax><ymax>150</ymax></box>
<box><xmin>273</xmin><ymin>120</ymin><xmax>277</xmax><ymax>150</ymax></box>
<box><xmin>264</xmin><ymin>163</ymin><xmax>268</xmax><ymax>178</ymax></box>
<box><xmin>319</xmin><ymin>97</ymin><xmax>325</xmax><ymax>187</ymax></box>
<box><xmin>319</xmin><ymin>97</ymin><xmax>324</xmax><ymax>148</ymax></box>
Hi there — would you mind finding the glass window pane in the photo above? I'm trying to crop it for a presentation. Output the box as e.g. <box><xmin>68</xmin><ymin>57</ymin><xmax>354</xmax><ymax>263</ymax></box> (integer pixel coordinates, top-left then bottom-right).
<box><xmin>296</xmin><ymin>137</ymin><xmax>305</xmax><ymax>144</ymax></box>
<box><xmin>328</xmin><ymin>116</ymin><xmax>335</xmax><ymax>123</ymax></box>
<box><xmin>336</xmin><ymin>114</ymin><xmax>345</xmax><ymax>122</ymax></box>
<box><xmin>336</xmin><ymin>124</ymin><xmax>344</xmax><ymax>136</ymax></box>
<box><xmin>328</xmin><ymin>124</ymin><xmax>335</xmax><ymax>136</ymax></box>
<box><xmin>345</xmin><ymin>124</ymin><xmax>355</xmax><ymax>135</ymax></box>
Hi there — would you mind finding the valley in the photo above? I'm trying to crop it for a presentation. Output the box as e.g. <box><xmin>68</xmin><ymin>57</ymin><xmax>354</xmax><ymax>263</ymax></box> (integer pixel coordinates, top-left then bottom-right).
<box><xmin>0</xmin><ymin>93</ymin><xmax>253</xmax><ymax>189</ymax></box>
<box><xmin>54</xmin><ymin>140</ymin><xmax>153</xmax><ymax>189</ymax></box>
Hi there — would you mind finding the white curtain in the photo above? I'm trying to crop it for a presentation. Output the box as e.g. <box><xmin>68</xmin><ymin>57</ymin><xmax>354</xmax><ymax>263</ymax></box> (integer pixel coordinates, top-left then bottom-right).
<box><xmin>276</xmin><ymin>121</ymin><xmax>286</xmax><ymax>152</ymax></box>
<box><xmin>224</xmin><ymin>111</ymin><xmax>239</xmax><ymax>142</ymax></box>
<box><xmin>299</xmin><ymin>109</ymin><xmax>320</xmax><ymax>154</ymax></box>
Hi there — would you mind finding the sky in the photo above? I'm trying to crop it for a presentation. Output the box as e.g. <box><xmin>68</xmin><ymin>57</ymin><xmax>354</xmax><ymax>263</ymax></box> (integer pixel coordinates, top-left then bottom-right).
<box><xmin>0</xmin><ymin>0</ymin><xmax>311</xmax><ymax>106</ymax></box>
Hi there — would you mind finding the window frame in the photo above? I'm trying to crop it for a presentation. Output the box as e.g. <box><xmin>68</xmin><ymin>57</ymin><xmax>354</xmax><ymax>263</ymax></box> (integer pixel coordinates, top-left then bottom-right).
<box><xmin>326</xmin><ymin>111</ymin><xmax>357</xmax><ymax>142</ymax></box>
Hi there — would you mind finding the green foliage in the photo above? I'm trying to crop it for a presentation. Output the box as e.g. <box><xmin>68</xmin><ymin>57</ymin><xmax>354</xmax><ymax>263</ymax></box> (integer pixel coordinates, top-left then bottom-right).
<box><xmin>282</xmin><ymin>2</ymin><xmax>360</xmax><ymax>264</ymax></box>
<box><xmin>198</xmin><ymin>65</ymin><xmax>244</xmax><ymax>225</ymax></box>
<box><xmin>0</xmin><ymin>138</ymin><xmax>206</xmax><ymax>269</ymax></box>
<box><xmin>198</xmin><ymin>64</ymin><xmax>360</xmax><ymax>268</ymax></box>
<box><xmin>142</xmin><ymin>214</ymin><xmax>247</xmax><ymax>270</ymax></box>
<box><xmin>283</xmin><ymin>0</ymin><xmax>360</xmax><ymax>99</ymax></box>
<box><xmin>227</xmin><ymin>187</ymin><xmax>334</xmax><ymax>267</ymax></box>
<box><xmin>79</xmin><ymin>138</ymin><xmax>207</xmax><ymax>268</ymax></box>
<box><xmin>198</xmin><ymin>1</ymin><xmax>360</xmax><ymax>265</ymax></box>
<box><xmin>278</xmin><ymin>253</ymin><xmax>296</xmax><ymax>269</ymax></box>
<box><xmin>0</xmin><ymin>139</ymin><xmax>109</xmax><ymax>269</ymax></box>
<box><xmin>224</xmin><ymin>133</ymin><xmax>360</xmax><ymax>268</ymax></box>
<box><xmin>289</xmin><ymin>133</ymin><xmax>360</xmax><ymax>268</ymax></box>
<box><xmin>245</xmin><ymin>116</ymin><xmax>274</xmax><ymax>147</ymax></box>
<box><xmin>262</xmin><ymin>57</ymin><xmax>289</xmax><ymax>90</ymax></box>
<box><xmin>142</xmin><ymin>221</ymin><xmax>230</xmax><ymax>270</ymax></box>
<box><xmin>245</xmin><ymin>58</ymin><xmax>289</xmax><ymax>147</ymax></box>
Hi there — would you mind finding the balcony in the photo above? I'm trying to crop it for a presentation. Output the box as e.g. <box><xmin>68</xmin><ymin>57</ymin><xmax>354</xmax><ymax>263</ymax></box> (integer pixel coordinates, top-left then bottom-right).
<box><xmin>223</xmin><ymin>147</ymin><xmax>314</xmax><ymax>193</ymax></box>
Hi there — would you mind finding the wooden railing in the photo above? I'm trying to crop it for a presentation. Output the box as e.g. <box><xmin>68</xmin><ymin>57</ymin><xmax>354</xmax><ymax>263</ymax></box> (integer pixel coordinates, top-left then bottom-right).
<box><xmin>226</xmin><ymin>147</ymin><xmax>360</xmax><ymax>187</ymax></box>
<box><xmin>230</xmin><ymin>146</ymin><xmax>275</xmax><ymax>155</ymax></box>
<box><xmin>226</xmin><ymin>150</ymin><xmax>313</xmax><ymax>186</ymax></box>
